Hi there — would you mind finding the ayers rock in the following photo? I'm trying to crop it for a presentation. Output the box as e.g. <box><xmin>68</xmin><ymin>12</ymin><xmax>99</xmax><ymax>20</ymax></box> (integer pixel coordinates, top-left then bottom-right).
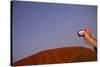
<box><xmin>13</xmin><ymin>46</ymin><xmax>97</xmax><ymax>66</ymax></box>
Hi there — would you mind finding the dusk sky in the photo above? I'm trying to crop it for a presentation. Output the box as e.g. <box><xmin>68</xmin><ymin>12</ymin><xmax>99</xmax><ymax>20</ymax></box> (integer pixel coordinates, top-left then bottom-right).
<box><xmin>12</xmin><ymin>1</ymin><xmax>97</xmax><ymax>62</ymax></box>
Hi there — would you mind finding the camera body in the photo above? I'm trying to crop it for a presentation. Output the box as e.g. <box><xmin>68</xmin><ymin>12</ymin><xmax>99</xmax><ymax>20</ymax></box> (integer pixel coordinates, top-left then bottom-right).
<box><xmin>77</xmin><ymin>30</ymin><xmax>84</xmax><ymax>37</ymax></box>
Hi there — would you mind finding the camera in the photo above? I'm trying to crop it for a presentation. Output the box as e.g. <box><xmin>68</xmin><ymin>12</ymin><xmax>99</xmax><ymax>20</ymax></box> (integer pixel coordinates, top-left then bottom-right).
<box><xmin>77</xmin><ymin>30</ymin><xmax>84</xmax><ymax>37</ymax></box>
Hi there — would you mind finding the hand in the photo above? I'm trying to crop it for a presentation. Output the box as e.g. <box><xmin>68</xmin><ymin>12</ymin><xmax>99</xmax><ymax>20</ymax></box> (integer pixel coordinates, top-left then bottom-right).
<box><xmin>83</xmin><ymin>27</ymin><xmax>97</xmax><ymax>47</ymax></box>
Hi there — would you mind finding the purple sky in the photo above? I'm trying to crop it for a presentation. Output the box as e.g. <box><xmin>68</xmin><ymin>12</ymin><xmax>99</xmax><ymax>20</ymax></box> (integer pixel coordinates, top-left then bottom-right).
<box><xmin>12</xmin><ymin>1</ymin><xmax>97</xmax><ymax>62</ymax></box>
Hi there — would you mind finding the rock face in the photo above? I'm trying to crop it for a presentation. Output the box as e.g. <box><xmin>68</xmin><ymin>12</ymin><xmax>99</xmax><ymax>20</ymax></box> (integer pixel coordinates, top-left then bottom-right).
<box><xmin>13</xmin><ymin>47</ymin><xmax>97</xmax><ymax>66</ymax></box>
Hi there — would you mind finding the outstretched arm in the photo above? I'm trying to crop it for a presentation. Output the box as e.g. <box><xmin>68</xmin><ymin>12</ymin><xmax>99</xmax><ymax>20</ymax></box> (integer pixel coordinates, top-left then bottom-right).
<box><xmin>82</xmin><ymin>27</ymin><xmax>97</xmax><ymax>48</ymax></box>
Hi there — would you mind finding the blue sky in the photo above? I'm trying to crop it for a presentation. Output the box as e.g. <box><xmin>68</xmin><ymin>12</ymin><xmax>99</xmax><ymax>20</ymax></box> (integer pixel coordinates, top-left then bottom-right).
<box><xmin>12</xmin><ymin>1</ymin><xmax>97</xmax><ymax>62</ymax></box>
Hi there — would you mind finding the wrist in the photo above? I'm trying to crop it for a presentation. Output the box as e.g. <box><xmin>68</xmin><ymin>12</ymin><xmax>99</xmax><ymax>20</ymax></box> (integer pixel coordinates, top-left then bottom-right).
<box><xmin>90</xmin><ymin>37</ymin><xmax>97</xmax><ymax>47</ymax></box>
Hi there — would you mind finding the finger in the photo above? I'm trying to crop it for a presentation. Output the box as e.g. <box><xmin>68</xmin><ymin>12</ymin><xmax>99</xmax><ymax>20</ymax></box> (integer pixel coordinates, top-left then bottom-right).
<box><xmin>83</xmin><ymin>27</ymin><xmax>87</xmax><ymax>32</ymax></box>
<box><xmin>84</xmin><ymin>26</ymin><xmax>90</xmax><ymax>33</ymax></box>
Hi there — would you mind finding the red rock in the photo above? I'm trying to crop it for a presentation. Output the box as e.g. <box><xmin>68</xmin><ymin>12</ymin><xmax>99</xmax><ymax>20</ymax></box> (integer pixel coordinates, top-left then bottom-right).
<box><xmin>13</xmin><ymin>46</ymin><xmax>97</xmax><ymax>66</ymax></box>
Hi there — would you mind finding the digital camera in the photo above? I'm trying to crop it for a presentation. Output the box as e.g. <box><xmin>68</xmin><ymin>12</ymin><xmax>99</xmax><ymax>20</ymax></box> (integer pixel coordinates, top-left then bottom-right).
<box><xmin>77</xmin><ymin>30</ymin><xmax>84</xmax><ymax>37</ymax></box>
